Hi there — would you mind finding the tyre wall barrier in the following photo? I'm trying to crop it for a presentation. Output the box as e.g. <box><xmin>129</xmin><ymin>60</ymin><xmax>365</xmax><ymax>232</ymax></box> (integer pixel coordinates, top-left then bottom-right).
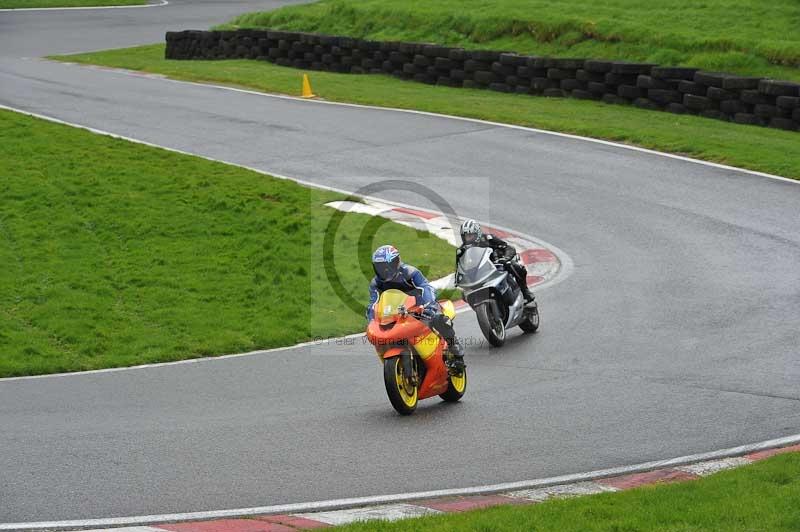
<box><xmin>165</xmin><ymin>29</ymin><xmax>800</xmax><ymax>133</ymax></box>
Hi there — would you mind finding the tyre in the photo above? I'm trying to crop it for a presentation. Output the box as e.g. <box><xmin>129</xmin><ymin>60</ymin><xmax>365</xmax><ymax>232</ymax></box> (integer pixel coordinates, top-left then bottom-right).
<box><xmin>519</xmin><ymin>302</ymin><xmax>540</xmax><ymax>333</ymax></box>
<box><xmin>383</xmin><ymin>356</ymin><xmax>418</xmax><ymax>415</ymax></box>
<box><xmin>476</xmin><ymin>304</ymin><xmax>506</xmax><ymax>347</ymax></box>
<box><xmin>439</xmin><ymin>367</ymin><xmax>467</xmax><ymax>403</ymax></box>
<box><xmin>683</xmin><ymin>94</ymin><xmax>712</xmax><ymax>111</ymax></box>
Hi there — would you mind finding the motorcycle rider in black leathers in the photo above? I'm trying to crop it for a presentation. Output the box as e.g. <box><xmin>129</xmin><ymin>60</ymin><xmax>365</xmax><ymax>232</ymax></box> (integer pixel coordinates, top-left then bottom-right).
<box><xmin>456</xmin><ymin>219</ymin><xmax>536</xmax><ymax>304</ymax></box>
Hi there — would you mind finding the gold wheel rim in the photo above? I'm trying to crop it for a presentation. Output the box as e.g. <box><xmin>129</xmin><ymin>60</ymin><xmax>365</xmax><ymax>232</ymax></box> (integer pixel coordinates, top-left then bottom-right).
<box><xmin>450</xmin><ymin>372</ymin><xmax>466</xmax><ymax>393</ymax></box>
<box><xmin>395</xmin><ymin>359</ymin><xmax>417</xmax><ymax>407</ymax></box>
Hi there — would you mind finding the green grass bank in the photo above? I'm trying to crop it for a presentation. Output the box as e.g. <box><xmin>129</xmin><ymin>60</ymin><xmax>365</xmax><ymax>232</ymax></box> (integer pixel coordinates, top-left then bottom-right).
<box><xmin>0</xmin><ymin>0</ymin><xmax>145</xmax><ymax>8</ymax></box>
<box><xmin>56</xmin><ymin>45</ymin><xmax>800</xmax><ymax>179</ymax></box>
<box><xmin>335</xmin><ymin>452</ymin><xmax>800</xmax><ymax>531</ymax></box>
<box><xmin>223</xmin><ymin>0</ymin><xmax>800</xmax><ymax>82</ymax></box>
<box><xmin>0</xmin><ymin>110</ymin><xmax>454</xmax><ymax>377</ymax></box>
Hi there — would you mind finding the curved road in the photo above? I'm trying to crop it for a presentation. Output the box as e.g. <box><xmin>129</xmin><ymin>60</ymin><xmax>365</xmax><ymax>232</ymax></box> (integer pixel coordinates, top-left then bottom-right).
<box><xmin>2</xmin><ymin>1</ymin><xmax>800</xmax><ymax>524</ymax></box>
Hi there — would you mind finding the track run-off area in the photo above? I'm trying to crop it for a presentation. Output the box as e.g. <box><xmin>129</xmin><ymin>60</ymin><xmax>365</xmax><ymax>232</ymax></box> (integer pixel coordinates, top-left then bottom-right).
<box><xmin>1</xmin><ymin>0</ymin><xmax>800</xmax><ymax>526</ymax></box>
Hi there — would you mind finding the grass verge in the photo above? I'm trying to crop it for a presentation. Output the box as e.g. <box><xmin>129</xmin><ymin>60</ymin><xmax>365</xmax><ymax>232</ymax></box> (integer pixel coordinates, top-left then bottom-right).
<box><xmin>335</xmin><ymin>452</ymin><xmax>800</xmax><ymax>531</ymax></box>
<box><xmin>55</xmin><ymin>45</ymin><xmax>800</xmax><ymax>179</ymax></box>
<box><xmin>0</xmin><ymin>0</ymin><xmax>144</xmax><ymax>8</ymax></box>
<box><xmin>222</xmin><ymin>0</ymin><xmax>800</xmax><ymax>82</ymax></box>
<box><xmin>0</xmin><ymin>109</ymin><xmax>454</xmax><ymax>377</ymax></box>
<box><xmin>436</xmin><ymin>288</ymin><xmax>463</xmax><ymax>303</ymax></box>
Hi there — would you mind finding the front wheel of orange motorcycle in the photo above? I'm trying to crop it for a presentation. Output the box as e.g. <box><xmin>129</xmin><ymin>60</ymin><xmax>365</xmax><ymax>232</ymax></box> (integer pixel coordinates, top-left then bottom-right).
<box><xmin>383</xmin><ymin>355</ymin><xmax>418</xmax><ymax>415</ymax></box>
<box><xmin>439</xmin><ymin>367</ymin><xmax>467</xmax><ymax>403</ymax></box>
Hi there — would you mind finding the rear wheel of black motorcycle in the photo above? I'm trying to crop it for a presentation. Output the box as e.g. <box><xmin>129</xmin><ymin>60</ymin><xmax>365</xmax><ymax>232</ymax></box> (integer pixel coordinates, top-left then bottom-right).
<box><xmin>519</xmin><ymin>302</ymin><xmax>540</xmax><ymax>333</ymax></box>
<box><xmin>477</xmin><ymin>304</ymin><xmax>506</xmax><ymax>347</ymax></box>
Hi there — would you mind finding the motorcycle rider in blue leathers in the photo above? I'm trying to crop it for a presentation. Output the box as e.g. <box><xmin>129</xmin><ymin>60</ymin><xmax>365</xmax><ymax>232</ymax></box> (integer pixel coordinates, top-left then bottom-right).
<box><xmin>367</xmin><ymin>245</ymin><xmax>465</xmax><ymax>371</ymax></box>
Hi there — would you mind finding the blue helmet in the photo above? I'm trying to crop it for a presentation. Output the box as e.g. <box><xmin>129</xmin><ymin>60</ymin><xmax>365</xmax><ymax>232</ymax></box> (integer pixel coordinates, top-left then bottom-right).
<box><xmin>372</xmin><ymin>245</ymin><xmax>401</xmax><ymax>281</ymax></box>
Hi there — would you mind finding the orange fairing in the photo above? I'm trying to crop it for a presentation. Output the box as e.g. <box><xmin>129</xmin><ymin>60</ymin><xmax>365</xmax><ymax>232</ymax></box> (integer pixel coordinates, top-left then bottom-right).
<box><xmin>381</xmin><ymin>347</ymin><xmax>406</xmax><ymax>359</ymax></box>
<box><xmin>367</xmin><ymin>314</ymin><xmax>429</xmax><ymax>347</ymax></box>
<box><xmin>367</xmin><ymin>289</ymin><xmax>464</xmax><ymax>409</ymax></box>
<box><xmin>417</xmin><ymin>356</ymin><xmax>449</xmax><ymax>398</ymax></box>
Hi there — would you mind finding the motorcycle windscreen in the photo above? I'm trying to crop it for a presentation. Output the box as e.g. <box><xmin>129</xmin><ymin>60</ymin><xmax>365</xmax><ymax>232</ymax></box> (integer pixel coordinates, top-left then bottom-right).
<box><xmin>457</xmin><ymin>246</ymin><xmax>497</xmax><ymax>286</ymax></box>
<box><xmin>376</xmin><ymin>289</ymin><xmax>412</xmax><ymax>324</ymax></box>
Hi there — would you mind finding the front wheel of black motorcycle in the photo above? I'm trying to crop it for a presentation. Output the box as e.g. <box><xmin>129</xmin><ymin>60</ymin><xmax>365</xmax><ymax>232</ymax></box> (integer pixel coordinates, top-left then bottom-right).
<box><xmin>519</xmin><ymin>302</ymin><xmax>540</xmax><ymax>333</ymax></box>
<box><xmin>476</xmin><ymin>304</ymin><xmax>506</xmax><ymax>347</ymax></box>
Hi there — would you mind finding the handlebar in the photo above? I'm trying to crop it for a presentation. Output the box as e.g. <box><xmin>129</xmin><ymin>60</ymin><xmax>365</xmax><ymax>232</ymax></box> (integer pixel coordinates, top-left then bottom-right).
<box><xmin>397</xmin><ymin>303</ymin><xmax>426</xmax><ymax>317</ymax></box>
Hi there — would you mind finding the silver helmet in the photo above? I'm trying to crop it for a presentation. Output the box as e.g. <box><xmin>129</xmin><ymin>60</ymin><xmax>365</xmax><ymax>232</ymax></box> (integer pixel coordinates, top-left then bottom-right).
<box><xmin>460</xmin><ymin>219</ymin><xmax>482</xmax><ymax>245</ymax></box>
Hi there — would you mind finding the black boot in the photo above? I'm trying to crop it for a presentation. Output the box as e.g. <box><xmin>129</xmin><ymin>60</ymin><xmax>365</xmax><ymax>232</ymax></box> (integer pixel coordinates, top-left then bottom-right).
<box><xmin>446</xmin><ymin>340</ymin><xmax>465</xmax><ymax>373</ymax></box>
<box><xmin>522</xmin><ymin>285</ymin><xmax>536</xmax><ymax>305</ymax></box>
<box><xmin>509</xmin><ymin>262</ymin><xmax>534</xmax><ymax>305</ymax></box>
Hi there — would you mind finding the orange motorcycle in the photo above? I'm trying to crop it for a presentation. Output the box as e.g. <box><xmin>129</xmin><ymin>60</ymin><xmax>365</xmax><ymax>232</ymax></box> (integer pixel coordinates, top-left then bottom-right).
<box><xmin>366</xmin><ymin>289</ymin><xmax>466</xmax><ymax>415</ymax></box>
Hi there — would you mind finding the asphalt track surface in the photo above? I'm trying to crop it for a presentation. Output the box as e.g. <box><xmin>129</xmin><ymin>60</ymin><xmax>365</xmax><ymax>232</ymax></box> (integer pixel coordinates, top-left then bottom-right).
<box><xmin>2</xmin><ymin>0</ymin><xmax>800</xmax><ymax>525</ymax></box>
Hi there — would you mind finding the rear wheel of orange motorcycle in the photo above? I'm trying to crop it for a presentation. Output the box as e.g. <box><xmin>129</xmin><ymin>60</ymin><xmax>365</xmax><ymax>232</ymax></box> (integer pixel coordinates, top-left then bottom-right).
<box><xmin>383</xmin><ymin>356</ymin><xmax>418</xmax><ymax>415</ymax></box>
<box><xmin>439</xmin><ymin>367</ymin><xmax>467</xmax><ymax>402</ymax></box>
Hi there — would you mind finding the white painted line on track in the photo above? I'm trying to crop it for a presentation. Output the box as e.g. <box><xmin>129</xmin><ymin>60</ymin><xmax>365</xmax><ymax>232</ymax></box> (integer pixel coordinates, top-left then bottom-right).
<box><xmin>0</xmin><ymin>0</ymin><xmax>165</xmax><ymax>11</ymax></box>
<box><xmin>3</xmin><ymin>434</ymin><xmax>799</xmax><ymax>531</ymax></box>
<box><xmin>324</xmin><ymin>198</ymin><xmax>563</xmax><ymax>292</ymax></box>
<box><xmin>0</xmin><ymin>331</ymin><xmax>367</xmax><ymax>383</ymax></box>
<box><xmin>0</xmin><ymin>103</ymin><xmax>572</xmax><ymax>382</ymax></box>
<box><xmin>55</xmin><ymin>60</ymin><xmax>799</xmax><ymax>186</ymax></box>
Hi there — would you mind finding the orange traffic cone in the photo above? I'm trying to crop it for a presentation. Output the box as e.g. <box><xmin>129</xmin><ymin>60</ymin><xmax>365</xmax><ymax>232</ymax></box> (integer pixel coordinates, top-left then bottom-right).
<box><xmin>301</xmin><ymin>74</ymin><xmax>316</xmax><ymax>98</ymax></box>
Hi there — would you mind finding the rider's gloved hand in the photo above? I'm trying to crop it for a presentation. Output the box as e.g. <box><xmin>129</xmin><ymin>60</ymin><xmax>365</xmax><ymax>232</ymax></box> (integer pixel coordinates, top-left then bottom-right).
<box><xmin>421</xmin><ymin>306</ymin><xmax>437</xmax><ymax>320</ymax></box>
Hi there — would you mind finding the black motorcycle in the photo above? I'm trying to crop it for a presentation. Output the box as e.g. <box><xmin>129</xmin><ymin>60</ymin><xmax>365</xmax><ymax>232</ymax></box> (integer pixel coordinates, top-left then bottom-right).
<box><xmin>456</xmin><ymin>246</ymin><xmax>539</xmax><ymax>346</ymax></box>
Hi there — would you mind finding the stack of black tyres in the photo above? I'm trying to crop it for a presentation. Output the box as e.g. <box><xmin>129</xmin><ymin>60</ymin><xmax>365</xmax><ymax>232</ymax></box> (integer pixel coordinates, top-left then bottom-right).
<box><xmin>165</xmin><ymin>30</ymin><xmax>800</xmax><ymax>133</ymax></box>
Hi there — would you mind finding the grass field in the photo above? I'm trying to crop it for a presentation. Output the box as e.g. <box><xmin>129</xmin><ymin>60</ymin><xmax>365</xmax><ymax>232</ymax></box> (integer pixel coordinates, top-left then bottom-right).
<box><xmin>0</xmin><ymin>110</ymin><xmax>454</xmax><ymax>377</ymax></box>
<box><xmin>335</xmin><ymin>452</ymin><xmax>800</xmax><ymax>531</ymax></box>
<box><xmin>223</xmin><ymin>0</ymin><xmax>800</xmax><ymax>82</ymax></box>
<box><xmin>0</xmin><ymin>0</ymin><xmax>144</xmax><ymax>7</ymax></box>
<box><xmin>56</xmin><ymin>45</ymin><xmax>800</xmax><ymax>180</ymax></box>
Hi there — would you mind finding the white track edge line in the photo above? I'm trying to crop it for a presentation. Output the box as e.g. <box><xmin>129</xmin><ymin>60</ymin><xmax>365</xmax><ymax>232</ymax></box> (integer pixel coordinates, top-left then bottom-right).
<box><xmin>51</xmin><ymin>60</ymin><xmax>800</xmax><ymax>186</ymax></box>
<box><xmin>3</xmin><ymin>433</ymin><xmax>798</xmax><ymax>531</ymax></box>
<box><xmin>0</xmin><ymin>103</ymin><xmax>571</xmax><ymax>382</ymax></box>
<box><xmin>0</xmin><ymin>0</ymin><xmax>165</xmax><ymax>11</ymax></box>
